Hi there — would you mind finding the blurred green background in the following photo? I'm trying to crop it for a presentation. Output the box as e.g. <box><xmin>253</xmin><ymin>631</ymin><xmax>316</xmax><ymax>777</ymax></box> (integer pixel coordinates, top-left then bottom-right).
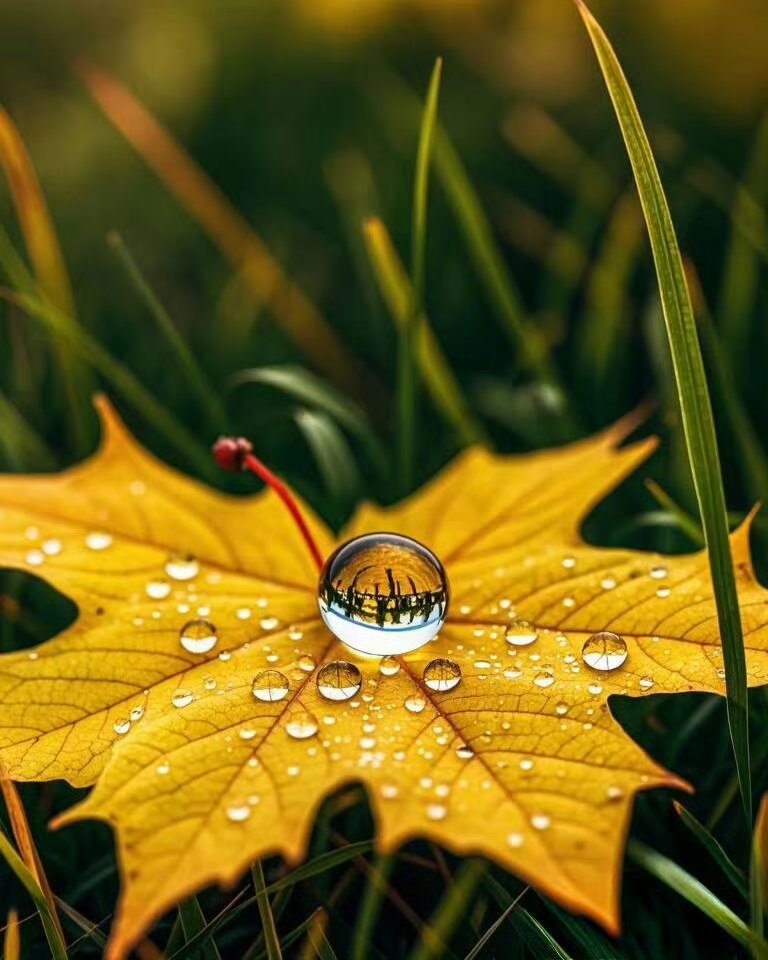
<box><xmin>1</xmin><ymin>0</ymin><xmax>768</xmax><ymax>957</ymax></box>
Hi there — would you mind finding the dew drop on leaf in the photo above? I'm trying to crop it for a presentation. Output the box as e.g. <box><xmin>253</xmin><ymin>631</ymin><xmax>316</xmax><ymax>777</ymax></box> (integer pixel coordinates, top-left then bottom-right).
<box><xmin>316</xmin><ymin>660</ymin><xmax>362</xmax><ymax>701</ymax></box>
<box><xmin>379</xmin><ymin>655</ymin><xmax>400</xmax><ymax>677</ymax></box>
<box><xmin>455</xmin><ymin>743</ymin><xmax>474</xmax><ymax>760</ymax></box>
<box><xmin>156</xmin><ymin>761</ymin><xmax>170</xmax><ymax>775</ymax></box>
<box><xmin>165</xmin><ymin>553</ymin><xmax>199</xmax><ymax>581</ymax></box>
<box><xmin>581</xmin><ymin>632</ymin><xmax>628</xmax><ymax>671</ymax></box>
<box><xmin>531</xmin><ymin>814</ymin><xmax>551</xmax><ymax>830</ymax></box>
<box><xmin>113</xmin><ymin>718</ymin><xmax>131</xmax><ymax>735</ymax></box>
<box><xmin>317</xmin><ymin>533</ymin><xmax>449</xmax><ymax>656</ymax></box>
<box><xmin>252</xmin><ymin>670</ymin><xmax>290</xmax><ymax>702</ymax></box>
<box><xmin>426</xmin><ymin>803</ymin><xmax>447</xmax><ymax>821</ymax></box>
<box><xmin>507</xmin><ymin>832</ymin><xmax>524</xmax><ymax>848</ymax></box>
<box><xmin>650</xmin><ymin>565</ymin><xmax>668</xmax><ymax>579</ymax></box>
<box><xmin>172</xmin><ymin>690</ymin><xmax>194</xmax><ymax>708</ymax></box>
<box><xmin>533</xmin><ymin>665</ymin><xmax>555</xmax><ymax>688</ymax></box>
<box><xmin>86</xmin><ymin>531</ymin><xmax>112</xmax><ymax>551</ymax></box>
<box><xmin>588</xmin><ymin>682</ymin><xmax>603</xmax><ymax>695</ymax></box>
<box><xmin>606</xmin><ymin>785</ymin><xmax>624</xmax><ymax>801</ymax></box>
<box><xmin>505</xmin><ymin>619</ymin><xmax>538</xmax><ymax>647</ymax></box>
<box><xmin>204</xmin><ymin>676</ymin><xmax>217</xmax><ymax>691</ymax></box>
<box><xmin>226</xmin><ymin>804</ymin><xmax>251</xmax><ymax>823</ymax></box>
<box><xmin>25</xmin><ymin>550</ymin><xmax>44</xmax><ymax>566</ymax></box>
<box><xmin>555</xmin><ymin>701</ymin><xmax>569</xmax><ymax>716</ymax></box>
<box><xmin>404</xmin><ymin>693</ymin><xmax>427</xmax><ymax>714</ymax></box>
<box><xmin>639</xmin><ymin>676</ymin><xmax>655</xmax><ymax>690</ymax></box>
<box><xmin>423</xmin><ymin>658</ymin><xmax>462</xmax><ymax>692</ymax></box>
<box><xmin>380</xmin><ymin>783</ymin><xmax>399</xmax><ymax>799</ymax></box>
<box><xmin>42</xmin><ymin>538</ymin><xmax>62</xmax><ymax>556</ymax></box>
<box><xmin>297</xmin><ymin>654</ymin><xmax>316</xmax><ymax>673</ymax></box>
<box><xmin>179</xmin><ymin>619</ymin><xmax>218</xmax><ymax>655</ymax></box>
<box><xmin>146</xmin><ymin>580</ymin><xmax>171</xmax><ymax>600</ymax></box>
<box><xmin>283</xmin><ymin>711</ymin><xmax>318</xmax><ymax>740</ymax></box>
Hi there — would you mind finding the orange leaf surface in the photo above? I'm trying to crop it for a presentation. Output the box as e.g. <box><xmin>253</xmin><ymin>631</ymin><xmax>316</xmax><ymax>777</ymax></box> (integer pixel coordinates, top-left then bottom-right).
<box><xmin>1</xmin><ymin>398</ymin><xmax>767</xmax><ymax>958</ymax></box>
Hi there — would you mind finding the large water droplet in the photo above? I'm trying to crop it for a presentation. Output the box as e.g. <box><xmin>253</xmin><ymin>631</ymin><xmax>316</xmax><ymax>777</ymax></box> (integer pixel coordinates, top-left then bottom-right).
<box><xmin>316</xmin><ymin>661</ymin><xmax>362</xmax><ymax>701</ymax></box>
<box><xmin>172</xmin><ymin>690</ymin><xmax>194</xmax><ymax>708</ymax></box>
<box><xmin>252</xmin><ymin>670</ymin><xmax>290</xmax><ymax>702</ymax></box>
<box><xmin>423</xmin><ymin>658</ymin><xmax>461</xmax><ymax>692</ymax></box>
<box><xmin>179</xmin><ymin>619</ymin><xmax>218</xmax><ymax>655</ymax></box>
<box><xmin>165</xmin><ymin>553</ymin><xmax>199</xmax><ymax>581</ymax></box>
<box><xmin>505</xmin><ymin>619</ymin><xmax>538</xmax><ymax>646</ymax></box>
<box><xmin>379</xmin><ymin>655</ymin><xmax>400</xmax><ymax>677</ymax></box>
<box><xmin>581</xmin><ymin>632</ymin><xmax>628</xmax><ymax>671</ymax></box>
<box><xmin>284</xmin><ymin>710</ymin><xmax>318</xmax><ymax>739</ymax></box>
<box><xmin>113</xmin><ymin>718</ymin><xmax>131</xmax><ymax>735</ymax></box>
<box><xmin>317</xmin><ymin>533</ymin><xmax>449</xmax><ymax>656</ymax></box>
<box><xmin>146</xmin><ymin>580</ymin><xmax>171</xmax><ymax>600</ymax></box>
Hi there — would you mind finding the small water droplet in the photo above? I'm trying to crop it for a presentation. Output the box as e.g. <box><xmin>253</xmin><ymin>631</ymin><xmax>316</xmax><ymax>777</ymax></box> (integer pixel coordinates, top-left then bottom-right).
<box><xmin>129</xmin><ymin>705</ymin><xmax>144</xmax><ymax>722</ymax></box>
<box><xmin>156</xmin><ymin>761</ymin><xmax>170</xmax><ymax>775</ymax></box>
<box><xmin>656</xmin><ymin>587</ymin><xmax>671</xmax><ymax>598</ymax></box>
<box><xmin>507</xmin><ymin>832</ymin><xmax>524</xmax><ymax>848</ymax></box>
<box><xmin>86</xmin><ymin>531</ymin><xmax>112</xmax><ymax>551</ymax></box>
<box><xmin>588</xmin><ymin>682</ymin><xmax>603</xmax><ymax>695</ymax></box>
<box><xmin>25</xmin><ymin>550</ymin><xmax>44</xmax><ymax>566</ymax></box>
<box><xmin>606</xmin><ymin>785</ymin><xmax>624</xmax><ymax>801</ymax></box>
<box><xmin>172</xmin><ymin>690</ymin><xmax>194</xmax><ymax>708</ymax></box>
<box><xmin>562</xmin><ymin>556</ymin><xmax>576</xmax><ymax>569</ymax></box>
<box><xmin>639</xmin><ymin>676</ymin><xmax>655</xmax><ymax>690</ymax></box>
<box><xmin>582</xmin><ymin>632</ymin><xmax>628</xmax><ymax>671</ymax></box>
<box><xmin>716</xmin><ymin>667</ymin><xmax>726</xmax><ymax>680</ymax></box>
<box><xmin>359</xmin><ymin>736</ymin><xmax>376</xmax><ymax>750</ymax></box>
<box><xmin>404</xmin><ymin>694</ymin><xmax>426</xmax><ymax>714</ymax></box>
<box><xmin>179</xmin><ymin>619</ymin><xmax>218</xmax><ymax>655</ymax></box>
<box><xmin>533</xmin><ymin>665</ymin><xmax>555</xmax><ymax>688</ymax></box>
<box><xmin>380</xmin><ymin>783</ymin><xmax>399</xmax><ymax>799</ymax></box>
<box><xmin>165</xmin><ymin>553</ymin><xmax>199</xmax><ymax>581</ymax></box>
<box><xmin>503</xmin><ymin>667</ymin><xmax>523</xmax><ymax>680</ymax></box>
<box><xmin>601</xmin><ymin>577</ymin><xmax>617</xmax><ymax>590</ymax></box>
<box><xmin>650</xmin><ymin>565</ymin><xmax>668</xmax><ymax>580</ymax></box>
<box><xmin>531</xmin><ymin>814</ymin><xmax>551</xmax><ymax>830</ymax></box>
<box><xmin>239</xmin><ymin>727</ymin><xmax>257</xmax><ymax>740</ymax></box>
<box><xmin>426</xmin><ymin>803</ymin><xmax>447</xmax><ymax>821</ymax></box>
<box><xmin>316</xmin><ymin>661</ymin><xmax>362</xmax><ymax>701</ymax></box>
<box><xmin>236</xmin><ymin>607</ymin><xmax>252</xmax><ymax>621</ymax></box>
<box><xmin>379</xmin><ymin>655</ymin><xmax>400</xmax><ymax>677</ymax></box>
<box><xmin>41</xmin><ymin>538</ymin><xmax>62</xmax><ymax>556</ymax></box>
<box><xmin>260</xmin><ymin>616</ymin><xmax>280</xmax><ymax>631</ymax></box>
<box><xmin>146</xmin><ymin>580</ymin><xmax>171</xmax><ymax>600</ymax></box>
<box><xmin>113</xmin><ymin>718</ymin><xmax>131</xmax><ymax>735</ymax></box>
<box><xmin>297</xmin><ymin>654</ymin><xmax>316</xmax><ymax>673</ymax></box>
<box><xmin>252</xmin><ymin>670</ymin><xmax>290</xmax><ymax>702</ymax></box>
<box><xmin>226</xmin><ymin>804</ymin><xmax>251</xmax><ymax>823</ymax></box>
<box><xmin>505</xmin><ymin>619</ymin><xmax>538</xmax><ymax>646</ymax></box>
<box><xmin>284</xmin><ymin>710</ymin><xmax>318</xmax><ymax>739</ymax></box>
<box><xmin>423</xmin><ymin>658</ymin><xmax>461</xmax><ymax>692</ymax></box>
<box><xmin>456</xmin><ymin>744</ymin><xmax>474</xmax><ymax>760</ymax></box>
<box><xmin>519</xmin><ymin>758</ymin><xmax>534</xmax><ymax>771</ymax></box>
<box><xmin>555</xmin><ymin>701</ymin><xmax>569</xmax><ymax>716</ymax></box>
<box><xmin>204</xmin><ymin>676</ymin><xmax>217</xmax><ymax>691</ymax></box>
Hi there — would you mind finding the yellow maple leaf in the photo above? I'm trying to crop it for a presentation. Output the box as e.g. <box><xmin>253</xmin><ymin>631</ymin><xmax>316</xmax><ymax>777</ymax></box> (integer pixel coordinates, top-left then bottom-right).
<box><xmin>1</xmin><ymin>398</ymin><xmax>767</xmax><ymax>958</ymax></box>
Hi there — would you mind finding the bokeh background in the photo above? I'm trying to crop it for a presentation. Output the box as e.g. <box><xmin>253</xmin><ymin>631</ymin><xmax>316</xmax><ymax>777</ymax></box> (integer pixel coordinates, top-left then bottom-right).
<box><xmin>1</xmin><ymin>0</ymin><xmax>767</xmax><ymax>957</ymax></box>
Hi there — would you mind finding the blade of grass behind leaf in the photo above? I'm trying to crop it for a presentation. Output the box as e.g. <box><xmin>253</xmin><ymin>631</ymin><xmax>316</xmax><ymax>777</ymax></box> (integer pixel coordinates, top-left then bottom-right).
<box><xmin>674</xmin><ymin>802</ymin><xmax>748</xmax><ymax>899</ymax></box>
<box><xmin>0</xmin><ymin>831</ymin><xmax>67</xmax><ymax>960</ymax></box>
<box><xmin>462</xmin><ymin>886</ymin><xmax>527</xmax><ymax>960</ymax></box>
<box><xmin>107</xmin><ymin>231</ymin><xmax>227</xmax><ymax>434</ymax></box>
<box><xmin>399</xmin><ymin>56</ymin><xmax>442</xmax><ymax>493</ymax></box>
<box><xmin>753</xmin><ymin>795</ymin><xmax>768</xmax><ymax>948</ymax></box>
<box><xmin>629</xmin><ymin>840</ymin><xmax>766</xmax><ymax>957</ymax></box>
<box><xmin>575</xmin><ymin>0</ymin><xmax>752</xmax><ymax>827</ymax></box>
<box><xmin>408</xmin><ymin>858</ymin><xmax>486</xmax><ymax>960</ymax></box>
<box><xmin>363</xmin><ymin>217</ymin><xmax>486</xmax><ymax>447</ymax></box>
<box><xmin>177</xmin><ymin>897</ymin><xmax>221</xmax><ymax>960</ymax></box>
<box><xmin>0</xmin><ymin>107</ymin><xmax>91</xmax><ymax>449</ymax></box>
<box><xmin>294</xmin><ymin>408</ymin><xmax>360</xmax><ymax>505</ymax></box>
<box><xmin>484</xmin><ymin>876</ymin><xmax>572</xmax><ymax>960</ymax></box>
<box><xmin>252</xmin><ymin>862</ymin><xmax>282</xmax><ymax>960</ymax></box>
<box><xmin>76</xmin><ymin>61</ymin><xmax>378</xmax><ymax>408</ymax></box>
<box><xmin>0</xmin><ymin>391</ymin><xmax>55</xmax><ymax>471</ymax></box>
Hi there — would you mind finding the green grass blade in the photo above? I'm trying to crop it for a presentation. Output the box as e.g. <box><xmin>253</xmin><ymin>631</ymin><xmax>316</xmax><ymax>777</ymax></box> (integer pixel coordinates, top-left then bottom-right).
<box><xmin>249</xmin><ymin>910</ymin><xmax>323</xmax><ymax>960</ymax></box>
<box><xmin>462</xmin><ymin>886</ymin><xmax>527</xmax><ymax>960</ymax></box>
<box><xmin>0</xmin><ymin>831</ymin><xmax>67</xmax><ymax>960</ymax></box>
<box><xmin>629</xmin><ymin>840</ymin><xmax>767</xmax><ymax>957</ymax></box>
<box><xmin>485</xmin><ymin>876</ymin><xmax>572</xmax><ymax>960</ymax></box>
<box><xmin>752</xmin><ymin>796</ymin><xmax>768</xmax><ymax>951</ymax></box>
<box><xmin>398</xmin><ymin>57</ymin><xmax>442</xmax><ymax>492</ymax></box>
<box><xmin>351</xmin><ymin>854</ymin><xmax>395</xmax><ymax>960</ymax></box>
<box><xmin>230</xmin><ymin>365</ymin><xmax>388</xmax><ymax>475</ymax></box>
<box><xmin>302</xmin><ymin>914</ymin><xmax>339</xmax><ymax>960</ymax></box>
<box><xmin>252</xmin><ymin>862</ymin><xmax>283</xmax><ymax>960</ymax></box>
<box><xmin>575</xmin><ymin>0</ymin><xmax>752</xmax><ymax>827</ymax></box>
<box><xmin>408</xmin><ymin>858</ymin><xmax>486</xmax><ymax>960</ymax></box>
<box><xmin>294</xmin><ymin>408</ymin><xmax>360</xmax><ymax>505</ymax></box>
<box><xmin>178</xmin><ymin>896</ymin><xmax>222</xmax><ymax>960</ymax></box>
<box><xmin>107</xmin><ymin>231</ymin><xmax>228</xmax><ymax>433</ymax></box>
<box><xmin>674</xmin><ymin>802</ymin><xmax>748</xmax><ymax>899</ymax></box>
<box><xmin>0</xmin><ymin>391</ymin><xmax>55</xmax><ymax>470</ymax></box>
<box><xmin>54</xmin><ymin>898</ymin><xmax>109</xmax><ymax>950</ymax></box>
<box><xmin>363</xmin><ymin>216</ymin><xmax>486</xmax><ymax>447</ymax></box>
<box><xmin>644</xmin><ymin>480</ymin><xmax>704</xmax><ymax>547</ymax></box>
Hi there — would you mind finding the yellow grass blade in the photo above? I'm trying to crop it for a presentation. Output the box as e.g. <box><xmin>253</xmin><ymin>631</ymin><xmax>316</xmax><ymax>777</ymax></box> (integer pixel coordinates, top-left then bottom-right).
<box><xmin>3</xmin><ymin>911</ymin><xmax>19</xmax><ymax>960</ymax></box>
<box><xmin>75</xmin><ymin>61</ymin><xmax>378</xmax><ymax>407</ymax></box>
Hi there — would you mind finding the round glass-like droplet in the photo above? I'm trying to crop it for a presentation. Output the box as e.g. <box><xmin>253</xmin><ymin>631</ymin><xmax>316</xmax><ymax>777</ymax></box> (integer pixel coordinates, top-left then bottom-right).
<box><xmin>316</xmin><ymin>660</ymin><xmax>362</xmax><ymax>702</ymax></box>
<box><xmin>318</xmin><ymin>533</ymin><xmax>449</xmax><ymax>656</ymax></box>
<box><xmin>283</xmin><ymin>710</ymin><xmax>319</xmax><ymax>740</ymax></box>
<box><xmin>581</xmin><ymin>632</ymin><xmax>628</xmax><ymax>672</ymax></box>
<box><xmin>505</xmin><ymin>619</ymin><xmax>538</xmax><ymax>647</ymax></box>
<box><xmin>165</xmin><ymin>553</ymin><xmax>199</xmax><ymax>581</ymax></box>
<box><xmin>423</xmin><ymin>658</ymin><xmax>462</xmax><ymax>692</ymax></box>
<box><xmin>252</xmin><ymin>670</ymin><xmax>290</xmax><ymax>702</ymax></box>
<box><xmin>379</xmin><ymin>655</ymin><xmax>400</xmax><ymax>677</ymax></box>
<box><xmin>179</xmin><ymin>619</ymin><xmax>218</xmax><ymax>655</ymax></box>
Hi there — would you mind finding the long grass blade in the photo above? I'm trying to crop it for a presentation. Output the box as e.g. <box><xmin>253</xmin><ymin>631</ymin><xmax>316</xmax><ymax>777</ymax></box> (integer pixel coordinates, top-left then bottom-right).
<box><xmin>363</xmin><ymin>216</ymin><xmax>486</xmax><ymax>447</ymax></box>
<box><xmin>294</xmin><ymin>408</ymin><xmax>360</xmax><ymax>505</ymax></box>
<box><xmin>301</xmin><ymin>910</ymin><xmax>338</xmax><ymax>960</ymax></box>
<box><xmin>408</xmin><ymin>858</ymin><xmax>486</xmax><ymax>960</ymax></box>
<box><xmin>251</xmin><ymin>862</ymin><xmax>283</xmax><ymax>960</ymax></box>
<box><xmin>644</xmin><ymin>480</ymin><xmax>704</xmax><ymax>547</ymax></box>
<box><xmin>0</xmin><ymin>391</ymin><xmax>55</xmax><ymax>470</ymax></box>
<box><xmin>575</xmin><ymin>0</ymin><xmax>752</xmax><ymax>827</ymax></box>
<box><xmin>0</xmin><ymin>831</ymin><xmax>67</xmax><ymax>960</ymax></box>
<box><xmin>629</xmin><ymin>840</ymin><xmax>767</xmax><ymax>957</ymax></box>
<box><xmin>107</xmin><ymin>231</ymin><xmax>228</xmax><ymax>433</ymax></box>
<box><xmin>351</xmin><ymin>854</ymin><xmax>395</xmax><ymax>960</ymax></box>
<box><xmin>177</xmin><ymin>897</ymin><xmax>221</xmax><ymax>960</ymax></box>
<box><xmin>398</xmin><ymin>56</ymin><xmax>442</xmax><ymax>492</ymax></box>
<box><xmin>0</xmin><ymin>775</ymin><xmax>64</xmax><ymax>945</ymax></box>
<box><xmin>674</xmin><ymin>802</ymin><xmax>748</xmax><ymax>899</ymax></box>
<box><xmin>75</xmin><ymin>61</ymin><xmax>378</xmax><ymax>407</ymax></box>
<box><xmin>484</xmin><ymin>876</ymin><xmax>573</xmax><ymax>960</ymax></box>
<box><xmin>462</xmin><ymin>886</ymin><xmax>527</xmax><ymax>960</ymax></box>
<box><xmin>0</xmin><ymin>106</ymin><xmax>91</xmax><ymax>449</ymax></box>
